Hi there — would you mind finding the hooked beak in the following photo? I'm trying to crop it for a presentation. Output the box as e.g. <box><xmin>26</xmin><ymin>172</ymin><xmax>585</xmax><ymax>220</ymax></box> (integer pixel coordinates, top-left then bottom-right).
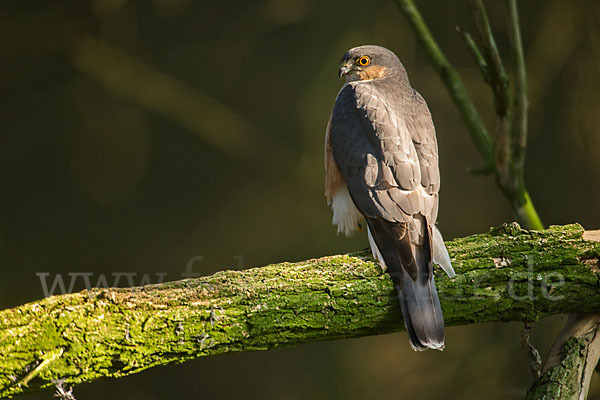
<box><xmin>338</xmin><ymin>62</ymin><xmax>352</xmax><ymax>78</ymax></box>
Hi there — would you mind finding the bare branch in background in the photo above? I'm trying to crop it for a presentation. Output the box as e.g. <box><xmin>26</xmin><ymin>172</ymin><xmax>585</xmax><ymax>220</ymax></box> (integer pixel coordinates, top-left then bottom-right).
<box><xmin>455</xmin><ymin>26</ymin><xmax>490</xmax><ymax>84</ymax></box>
<box><xmin>469</xmin><ymin>0</ymin><xmax>510</xmax><ymax>117</ymax></box>
<box><xmin>506</xmin><ymin>0</ymin><xmax>529</xmax><ymax>172</ymax></box>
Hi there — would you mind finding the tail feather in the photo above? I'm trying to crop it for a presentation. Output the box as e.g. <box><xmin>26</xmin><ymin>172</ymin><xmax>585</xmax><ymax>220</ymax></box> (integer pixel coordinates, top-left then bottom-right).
<box><xmin>397</xmin><ymin>269</ymin><xmax>444</xmax><ymax>351</ymax></box>
<box><xmin>367</xmin><ymin>217</ymin><xmax>446</xmax><ymax>351</ymax></box>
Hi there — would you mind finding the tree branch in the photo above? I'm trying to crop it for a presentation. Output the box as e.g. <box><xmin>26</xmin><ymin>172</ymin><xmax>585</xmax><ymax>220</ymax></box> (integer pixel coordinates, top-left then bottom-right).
<box><xmin>526</xmin><ymin>313</ymin><xmax>600</xmax><ymax>399</ymax></box>
<box><xmin>1</xmin><ymin>224</ymin><xmax>599</xmax><ymax>398</ymax></box>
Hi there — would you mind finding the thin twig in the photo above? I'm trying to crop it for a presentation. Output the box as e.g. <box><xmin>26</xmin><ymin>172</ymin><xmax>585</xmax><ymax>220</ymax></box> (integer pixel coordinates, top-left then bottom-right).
<box><xmin>455</xmin><ymin>26</ymin><xmax>490</xmax><ymax>84</ymax></box>
<box><xmin>468</xmin><ymin>0</ymin><xmax>510</xmax><ymax>117</ymax></box>
<box><xmin>506</xmin><ymin>0</ymin><xmax>529</xmax><ymax>170</ymax></box>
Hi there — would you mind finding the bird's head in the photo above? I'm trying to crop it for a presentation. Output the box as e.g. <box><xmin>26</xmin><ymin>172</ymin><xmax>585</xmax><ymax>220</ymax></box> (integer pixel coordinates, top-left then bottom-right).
<box><xmin>338</xmin><ymin>45</ymin><xmax>404</xmax><ymax>83</ymax></box>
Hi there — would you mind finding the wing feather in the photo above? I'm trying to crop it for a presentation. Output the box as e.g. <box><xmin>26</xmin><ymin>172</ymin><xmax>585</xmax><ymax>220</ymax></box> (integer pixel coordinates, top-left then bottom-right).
<box><xmin>330</xmin><ymin>82</ymin><xmax>440</xmax><ymax>224</ymax></box>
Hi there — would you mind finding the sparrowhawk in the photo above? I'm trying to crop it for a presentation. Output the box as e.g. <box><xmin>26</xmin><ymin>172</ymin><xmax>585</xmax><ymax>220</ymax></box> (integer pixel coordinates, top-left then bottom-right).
<box><xmin>325</xmin><ymin>45</ymin><xmax>455</xmax><ymax>351</ymax></box>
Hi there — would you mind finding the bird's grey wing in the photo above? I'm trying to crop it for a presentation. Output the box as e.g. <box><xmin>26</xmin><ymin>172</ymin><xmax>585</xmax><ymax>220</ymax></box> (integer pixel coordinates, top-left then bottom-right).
<box><xmin>406</xmin><ymin>89</ymin><xmax>440</xmax><ymax>220</ymax></box>
<box><xmin>407</xmin><ymin>90</ymin><xmax>454</xmax><ymax>277</ymax></box>
<box><xmin>330</xmin><ymin>83</ymin><xmax>424</xmax><ymax>224</ymax></box>
<box><xmin>330</xmin><ymin>83</ymin><xmax>426</xmax><ymax>279</ymax></box>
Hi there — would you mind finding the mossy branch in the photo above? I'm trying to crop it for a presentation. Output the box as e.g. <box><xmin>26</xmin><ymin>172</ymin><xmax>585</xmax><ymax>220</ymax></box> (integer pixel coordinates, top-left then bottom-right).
<box><xmin>526</xmin><ymin>313</ymin><xmax>600</xmax><ymax>399</ymax></box>
<box><xmin>1</xmin><ymin>224</ymin><xmax>600</xmax><ymax>398</ymax></box>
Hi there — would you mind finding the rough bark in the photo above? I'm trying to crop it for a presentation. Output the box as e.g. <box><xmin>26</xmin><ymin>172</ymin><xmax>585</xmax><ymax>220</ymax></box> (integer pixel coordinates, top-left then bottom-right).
<box><xmin>1</xmin><ymin>223</ymin><xmax>600</xmax><ymax>398</ymax></box>
<box><xmin>526</xmin><ymin>230</ymin><xmax>600</xmax><ymax>399</ymax></box>
<box><xmin>526</xmin><ymin>314</ymin><xmax>600</xmax><ymax>399</ymax></box>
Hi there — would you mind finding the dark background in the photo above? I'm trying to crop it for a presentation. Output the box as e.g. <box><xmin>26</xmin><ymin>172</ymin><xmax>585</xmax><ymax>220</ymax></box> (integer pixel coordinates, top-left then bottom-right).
<box><xmin>1</xmin><ymin>0</ymin><xmax>599</xmax><ymax>398</ymax></box>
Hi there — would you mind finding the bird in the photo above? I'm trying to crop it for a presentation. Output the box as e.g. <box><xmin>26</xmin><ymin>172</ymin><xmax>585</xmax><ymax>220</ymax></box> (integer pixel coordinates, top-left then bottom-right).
<box><xmin>324</xmin><ymin>45</ymin><xmax>455</xmax><ymax>351</ymax></box>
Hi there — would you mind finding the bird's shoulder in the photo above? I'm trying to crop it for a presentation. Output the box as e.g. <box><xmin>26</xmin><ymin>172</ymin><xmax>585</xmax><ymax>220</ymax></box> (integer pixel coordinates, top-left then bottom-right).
<box><xmin>333</xmin><ymin>80</ymin><xmax>394</xmax><ymax>109</ymax></box>
<box><xmin>334</xmin><ymin>79</ymin><xmax>425</xmax><ymax>132</ymax></box>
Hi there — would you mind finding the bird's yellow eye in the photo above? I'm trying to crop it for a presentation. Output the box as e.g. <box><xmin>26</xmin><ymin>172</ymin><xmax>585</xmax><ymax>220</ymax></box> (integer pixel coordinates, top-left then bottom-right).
<box><xmin>356</xmin><ymin>56</ymin><xmax>370</xmax><ymax>66</ymax></box>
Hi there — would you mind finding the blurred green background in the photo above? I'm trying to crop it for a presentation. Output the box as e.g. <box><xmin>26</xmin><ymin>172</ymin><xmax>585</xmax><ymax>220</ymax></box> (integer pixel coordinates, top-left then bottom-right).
<box><xmin>1</xmin><ymin>0</ymin><xmax>600</xmax><ymax>398</ymax></box>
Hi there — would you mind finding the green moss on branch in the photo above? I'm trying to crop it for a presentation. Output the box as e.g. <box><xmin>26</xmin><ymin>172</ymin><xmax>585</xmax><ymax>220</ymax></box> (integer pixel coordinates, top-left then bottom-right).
<box><xmin>1</xmin><ymin>223</ymin><xmax>599</xmax><ymax>398</ymax></box>
<box><xmin>526</xmin><ymin>313</ymin><xmax>600</xmax><ymax>399</ymax></box>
